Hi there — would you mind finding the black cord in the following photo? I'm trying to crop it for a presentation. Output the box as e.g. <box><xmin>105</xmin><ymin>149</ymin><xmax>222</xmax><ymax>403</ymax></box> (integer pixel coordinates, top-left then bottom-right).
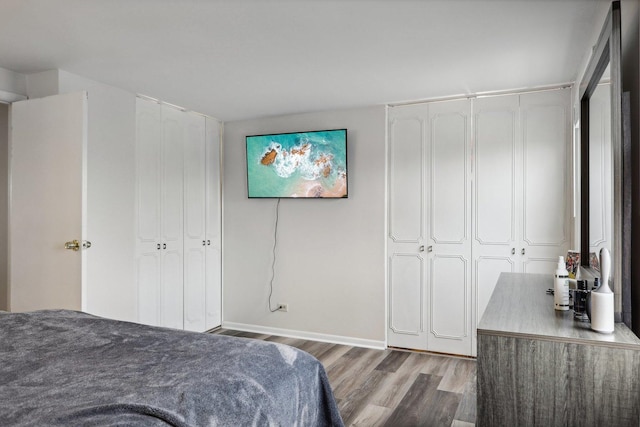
<box><xmin>268</xmin><ymin>198</ymin><xmax>281</xmax><ymax>312</ymax></box>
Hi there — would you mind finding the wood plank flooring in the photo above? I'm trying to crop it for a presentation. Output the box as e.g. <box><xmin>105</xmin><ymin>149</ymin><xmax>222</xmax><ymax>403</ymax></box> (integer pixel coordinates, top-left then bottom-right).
<box><xmin>212</xmin><ymin>329</ymin><xmax>476</xmax><ymax>426</ymax></box>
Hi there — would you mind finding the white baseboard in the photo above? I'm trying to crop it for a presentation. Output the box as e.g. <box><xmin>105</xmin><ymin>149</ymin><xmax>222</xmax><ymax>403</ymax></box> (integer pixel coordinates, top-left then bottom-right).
<box><xmin>221</xmin><ymin>321</ymin><xmax>386</xmax><ymax>350</ymax></box>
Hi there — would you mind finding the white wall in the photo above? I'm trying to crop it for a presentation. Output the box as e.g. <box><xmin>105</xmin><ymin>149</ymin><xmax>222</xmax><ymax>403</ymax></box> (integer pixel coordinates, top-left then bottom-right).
<box><xmin>223</xmin><ymin>106</ymin><xmax>387</xmax><ymax>346</ymax></box>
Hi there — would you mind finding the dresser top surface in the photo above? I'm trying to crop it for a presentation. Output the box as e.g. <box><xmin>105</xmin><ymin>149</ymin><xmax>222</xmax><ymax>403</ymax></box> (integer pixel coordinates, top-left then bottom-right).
<box><xmin>477</xmin><ymin>272</ymin><xmax>640</xmax><ymax>349</ymax></box>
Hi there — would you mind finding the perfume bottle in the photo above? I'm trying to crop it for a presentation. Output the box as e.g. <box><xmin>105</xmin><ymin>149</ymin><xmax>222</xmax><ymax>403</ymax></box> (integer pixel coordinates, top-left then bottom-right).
<box><xmin>554</xmin><ymin>256</ymin><xmax>569</xmax><ymax>311</ymax></box>
<box><xmin>573</xmin><ymin>280</ymin><xmax>589</xmax><ymax>322</ymax></box>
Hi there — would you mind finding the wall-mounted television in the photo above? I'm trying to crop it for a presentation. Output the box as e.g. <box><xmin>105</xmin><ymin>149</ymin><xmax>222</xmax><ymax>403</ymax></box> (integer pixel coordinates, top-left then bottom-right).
<box><xmin>246</xmin><ymin>129</ymin><xmax>348</xmax><ymax>198</ymax></box>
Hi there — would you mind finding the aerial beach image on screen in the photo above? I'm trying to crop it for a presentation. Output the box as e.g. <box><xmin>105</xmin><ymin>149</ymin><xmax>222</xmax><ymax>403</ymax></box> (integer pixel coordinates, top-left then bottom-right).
<box><xmin>246</xmin><ymin>130</ymin><xmax>347</xmax><ymax>198</ymax></box>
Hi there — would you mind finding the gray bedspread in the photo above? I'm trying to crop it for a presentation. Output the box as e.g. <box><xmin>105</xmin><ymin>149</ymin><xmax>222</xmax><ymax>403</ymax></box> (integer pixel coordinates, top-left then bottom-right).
<box><xmin>0</xmin><ymin>310</ymin><xmax>344</xmax><ymax>427</ymax></box>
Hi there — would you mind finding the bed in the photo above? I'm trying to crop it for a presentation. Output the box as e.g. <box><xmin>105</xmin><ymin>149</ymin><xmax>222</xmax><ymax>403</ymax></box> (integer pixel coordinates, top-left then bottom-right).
<box><xmin>0</xmin><ymin>309</ymin><xmax>344</xmax><ymax>426</ymax></box>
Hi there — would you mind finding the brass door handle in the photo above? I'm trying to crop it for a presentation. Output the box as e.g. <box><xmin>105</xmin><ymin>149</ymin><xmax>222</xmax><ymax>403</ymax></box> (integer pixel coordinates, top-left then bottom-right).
<box><xmin>64</xmin><ymin>240</ymin><xmax>91</xmax><ymax>251</ymax></box>
<box><xmin>65</xmin><ymin>240</ymin><xmax>80</xmax><ymax>251</ymax></box>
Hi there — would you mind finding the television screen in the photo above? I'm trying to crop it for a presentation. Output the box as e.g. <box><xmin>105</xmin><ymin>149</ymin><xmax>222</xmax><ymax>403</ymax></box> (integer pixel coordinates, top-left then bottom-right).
<box><xmin>246</xmin><ymin>129</ymin><xmax>348</xmax><ymax>198</ymax></box>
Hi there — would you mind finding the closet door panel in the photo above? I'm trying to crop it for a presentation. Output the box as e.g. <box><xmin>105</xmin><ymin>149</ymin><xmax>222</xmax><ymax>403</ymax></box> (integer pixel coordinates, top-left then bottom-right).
<box><xmin>429</xmin><ymin>255</ymin><xmax>469</xmax><ymax>354</ymax></box>
<box><xmin>389</xmin><ymin>254</ymin><xmax>426</xmax><ymax>349</ymax></box>
<box><xmin>137</xmin><ymin>252</ymin><xmax>160</xmax><ymax>325</ymax></box>
<box><xmin>522</xmin><ymin>258</ymin><xmax>558</xmax><ymax>274</ymax></box>
<box><xmin>135</xmin><ymin>100</ymin><xmax>162</xmax><ymax>246</ymax></box>
<box><xmin>475</xmin><ymin>257</ymin><xmax>514</xmax><ymax>323</ymax></box>
<box><xmin>184</xmin><ymin>113</ymin><xmax>206</xmax><ymax>241</ymax></box>
<box><xmin>161</xmin><ymin>105</ymin><xmax>185</xmax><ymax>244</ymax></box>
<box><xmin>521</xmin><ymin>95</ymin><xmax>568</xmax><ymax>246</ymax></box>
<box><xmin>430</xmin><ymin>109</ymin><xmax>467</xmax><ymax>243</ymax></box>
<box><xmin>474</xmin><ymin>99</ymin><xmax>517</xmax><ymax>246</ymax></box>
<box><xmin>135</xmin><ymin>98</ymin><xmax>162</xmax><ymax>326</ymax></box>
<box><xmin>159</xmin><ymin>106</ymin><xmax>184</xmax><ymax>328</ymax></box>
<box><xmin>161</xmin><ymin>249</ymin><xmax>183</xmax><ymax>329</ymax></box>
<box><xmin>389</xmin><ymin>254</ymin><xmax>423</xmax><ymax>334</ymax></box>
<box><xmin>427</xmin><ymin>100</ymin><xmax>472</xmax><ymax>355</ymax></box>
<box><xmin>183</xmin><ymin>112</ymin><xmax>207</xmax><ymax>332</ymax></box>
<box><xmin>473</xmin><ymin>95</ymin><xmax>519</xmax><ymax>345</ymax></box>
<box><xmin>184</xmin><ymin>247</ymin><xmax>206</xmax><ymax>331</ymax></box>
<box><xmin>520</xmin><ymin>90</ymin><xmax>570</xmax><ymax>266</ymax></box>
<box><xmin>387</xmin><ymin>104</ymin><xmax>428</xmax><ymax>350</ymax></box>
<box><xmin>388</xmin><ymin>108</ymin><xmax>426</xmax><ymax>243</ymax></box>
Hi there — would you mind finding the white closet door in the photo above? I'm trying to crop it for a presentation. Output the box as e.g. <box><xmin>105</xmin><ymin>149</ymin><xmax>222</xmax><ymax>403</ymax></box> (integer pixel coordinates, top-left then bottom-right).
<box><xmin>387</xmin><ymin>100</ymin><xmax>472</xmax><ymax>356</ymax></box>
<box><xmin>135</xmin><ymin>101</ymin><xmax>221</xmax><ymax>331</ymax></box>
<box><xmin>160</xmin><ymin>105</ymin><xmax>185</xmax><ymax>329</ymax></box>
<box><xmin>10</xmin><ymin>92</ymin><xmax>86</xmax><ymax>312</ymax></box>
<box><xmin>135</xmin><ymin>98</ymin><xmax>163</xmax><ymax>326</ymax></box>
<box><xmin>387</xmin><ymin>103</ymin><xmax>429</xmax><ymax>350</ymax></box>
<box><xmin>519</xmin><ymin>89</ymin><xmax>570</xmax><ymax>274</ymax></box>
<box><xmin>473</xmin><ymin>94</ymin><xmax>519</xmax><ymax>324</ymax></box>
<box><xmin>183</xmin><ymin>112</ymin><xmax>207</xmax><ymax>332</ymax></box>
<box><xmin>205</xmin><ymin>117</ymin><xmax>222</xmax><ymax>330</ymax></box>
<box><xmin>426</xmin><ymin>99</ymin><xmax>472</xmax><ymax>355</ymax></box>
<box><xmin>388</xmin><ymin>89</ymin><xmax>570</xmax><ymax>356</ymax></box>
<box><xmin>474</xmin><ymin>89</ymin><xmax>571</xmax><ymax>326</ymax></box>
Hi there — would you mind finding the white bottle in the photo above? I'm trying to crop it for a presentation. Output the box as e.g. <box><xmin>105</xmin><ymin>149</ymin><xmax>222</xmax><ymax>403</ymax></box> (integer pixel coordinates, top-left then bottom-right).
<box><xmin>554</xmin><ymin>256</ymin><xmax>569</xmax><ymax>311</ymax></box>
<box><xmin>591</xmin><ymin>248</ymin><xmax>615</xmax><ymax>333</ymax></box>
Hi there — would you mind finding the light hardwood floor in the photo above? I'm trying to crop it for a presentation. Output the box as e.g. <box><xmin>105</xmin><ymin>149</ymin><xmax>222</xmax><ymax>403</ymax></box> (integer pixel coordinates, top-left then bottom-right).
<box><xmin>213</xmin><ymin>329</ymin><xmax>476</xmax><ymax>427</ymax></box>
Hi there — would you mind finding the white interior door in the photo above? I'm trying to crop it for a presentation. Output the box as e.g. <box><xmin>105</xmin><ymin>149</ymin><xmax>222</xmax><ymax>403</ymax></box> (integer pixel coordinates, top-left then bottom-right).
<box><xmin>84</xmin><ymin>86</ymin><xmax>137</xmax><ymax>322</ymax></box>
<box><xmin>10</xmin><ymin>92</ymin><xmax>86</xmax><ymax>312</ymax></box>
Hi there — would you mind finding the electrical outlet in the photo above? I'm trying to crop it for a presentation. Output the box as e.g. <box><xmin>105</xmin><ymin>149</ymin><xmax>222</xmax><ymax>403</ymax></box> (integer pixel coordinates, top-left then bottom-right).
<box><xmin>277</xmin><ymin>303</ymin><xmax>288</xmax><ymax>312</ymax></box>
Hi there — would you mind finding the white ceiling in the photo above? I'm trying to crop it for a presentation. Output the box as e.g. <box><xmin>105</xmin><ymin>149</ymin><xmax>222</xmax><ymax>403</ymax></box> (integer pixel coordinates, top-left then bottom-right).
<box><xmin>0</xmin><ymin>0</ymin><xmax>608</xmax><ymax>121</ymax></box>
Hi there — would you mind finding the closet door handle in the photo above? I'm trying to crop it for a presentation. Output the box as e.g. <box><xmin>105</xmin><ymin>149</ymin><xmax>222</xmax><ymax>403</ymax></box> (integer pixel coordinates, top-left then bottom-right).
<box><xmin>207</xmin><ymin>240</ymin><xmax>211</xmax><ymax>246</ymax></box>
<box><xmin>419</xmin><ymin>245</ymin><xmax>425</xmax><ymax>252</ymax></box>
<box><xmin>511</xmin><ymin>248</ymin><xmax>515</xmax><ymax>255</ymax></box>
<box><xmin>157</xmin><ymin>243</ymin><xmax>161</xmax><ymax>250</ymax></box>
<box><xmin>521</xmin><ymin>248</ymin><xmax>525</xmax><ymax>255</ymax></box>
<box><xmin>202</xmin><ymin>240</ymin><xmax>206</xmax><ymax>246</ymax></box>
<box><xmin>163</xmin><ymin>243</ymin><xmax>167</xmax><ymax>250</ymax></box>
<box><xmin>427</xmin><ymin>246</ymin><xmax>433</xmax><ymax>253</ymax></box>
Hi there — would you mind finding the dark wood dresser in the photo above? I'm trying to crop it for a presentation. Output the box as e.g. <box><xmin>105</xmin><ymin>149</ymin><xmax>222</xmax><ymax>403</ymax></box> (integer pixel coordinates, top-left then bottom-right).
<box><xmin>477</xmin><ymin>272</ymin><xmax>640</xmax><ymax>426</ymax></box>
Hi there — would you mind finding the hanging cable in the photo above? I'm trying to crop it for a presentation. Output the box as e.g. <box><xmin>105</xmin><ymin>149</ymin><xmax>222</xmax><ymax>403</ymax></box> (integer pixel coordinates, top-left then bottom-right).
<box><xmin>268</xmin><ymin>198</ymin><xmax>281</xmax><ymax>312</ymax></box>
